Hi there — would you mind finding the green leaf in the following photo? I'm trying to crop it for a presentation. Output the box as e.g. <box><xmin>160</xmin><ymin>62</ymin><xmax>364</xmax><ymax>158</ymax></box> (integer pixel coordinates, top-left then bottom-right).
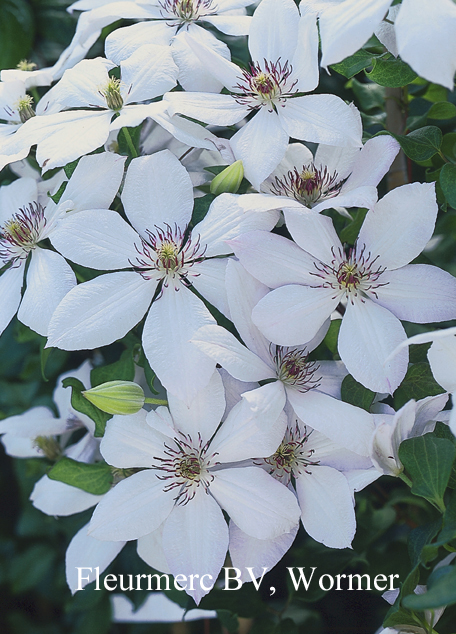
<box><xmin>367</xmin><ymin>57</ymin><xmax>417</xmax><ymax>87</ymax></box>
<box><xmin>394</xmin><ymin>362</ymin><xmax>445</xmax><ymax>409</ymax></box>
<box><xmin>330</xmin><ymin>50</ymin><xmax>373</xmax><ymax>78</ymax></box>
<box><xmin>427</xmin><ymin>101</ymin><xmax>456</xmax><ymax>120</ymax></box>
<box><xmin>398</xmin><ymin>435</ymin><xmax>456</xmax><ymax>511</ymax></box>
<box><xmin>64</xmin><ymin>158</ymin><xmax>80</xmax><ymax>180</ymax></box>
<box><xmin>383</xmin><ymin>567</ymin><xmax>420</xmax><ymax>628</ymax></box>
<box><xmin>322</xmin><ymin>319</ymin><xmax>341</xmax><ymax>356</ymax></box>
<box><xmin>191</xmin><ymin>193</ymin><xmax>215</xmax><ymax>226</ymax></box>
<box><xmin>0</xmin><ymin>0</ymin><xmax>34</xmax><ymax>70</ymax></box>
<box><xmin>441</xmin><ymin>132</ymin><xmax>456</xmax><ymax>160</ymax></box>
<box><xmin>117</xmin><ymin>124</ymin><xmax>142</xmax><ymax>158</ymax></box>
<box><xmin>341</xmin><ymin>374</ymin><xmax>375</xmax><ymax>411</ymax></box>
<box><xmin>49</xmin><ymin>181</ymin><xmax>68</xmax><ymax>205</ymax></box>
<box><xmin>339</xmin><ymin>208</ymin><xmax>367</xmax><ymax>244</ymax></box>
<box><xmin>62</xmin><ymin>377</ymin><xmax>110</xmax><ymax>437</ymax></box>
<box><xmin>438</xmin><ymin>487</ymin><xmax>456</xmax><ymax>544</ymax></box>
<box><xmin>217</xmin><ymin>610</ymin><xmax>239</xmax><ymax>633</ymax></box>
<box><xmin>47</xmin><ymin>457</ymin><xmax>113</xmax><ymax>495</ymax></box>
<box><xmin>440</xmin><ymin>164</ymin><xmax>456</xmax><ymax>209</ymax></box>
<box><xmin>389</xmin><ymin>126</ymin><xmax>443</xmax><ymax>162</ymax></box>
<box><xmin>90</xmin><ymin>349</ymin><xmax>135</xmax><ymax>387</ymax></box>
<box><xmin>350</xmin><ymin>79</ymin><xmax>385</xmax><ymax>112</ymax></box>
<box><xmin>403</xmin><ymin>564</ymin><xmax>456</xmax><ymax>610</ymax></box>
<box><xmin>408</xmin><ymin>519</ymin><xmax>442</xmax><ymax>566</ymax></box>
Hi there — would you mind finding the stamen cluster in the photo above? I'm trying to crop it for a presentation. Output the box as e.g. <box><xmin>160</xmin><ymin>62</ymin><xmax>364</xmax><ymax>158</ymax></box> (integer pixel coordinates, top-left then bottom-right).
<box><xmin>234</xmin><ymin>60</ymin><xmax>298</xmax><ymax>111</ymax></box>
<box><xmin>159</xmin><ymin>0</ymin><xmax>216</xmax><ymax>23</ymax></box>
<box><xmin>270</xmin><ymin>163</ymin><xmax>343</xmax><ymax>207</ymax></box>
<box><xmin>273</xmin><ymin>345</ymin><xmax>321</xmax><ymax>392</ymax></box>
<box><xmin>0</xmin><ymin>202</ymin><xmax>46</xmax><ymax>265</ymax></box>
<box><xmin>263</xmin><ymin>425</ymin><xmax>318</xmax><ymax>485</ymax></box>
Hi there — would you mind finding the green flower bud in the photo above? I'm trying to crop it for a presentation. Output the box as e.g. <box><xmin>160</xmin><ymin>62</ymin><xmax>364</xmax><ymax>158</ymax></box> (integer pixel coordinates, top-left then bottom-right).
<box><xmin>83</xmin><ymin>381</ymin><xmax>145</xmax><ymax>415</ymax></box>
<box><xmin>210</xmin><ymin>160</ymin><xmax>244</xmax><ymax>195</ymax></box>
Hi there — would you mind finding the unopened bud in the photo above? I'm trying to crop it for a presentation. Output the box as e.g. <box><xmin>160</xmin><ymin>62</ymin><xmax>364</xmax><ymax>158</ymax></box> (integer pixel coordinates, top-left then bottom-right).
<box><xmin>83</xmin><ymin>381</ymin><xmax>145</xmax><ymax>415</ymax></box>
<box><xmin>210</xmin><ymin>160</ymin><xmax>244</xmax><ymax>195</ymax></box>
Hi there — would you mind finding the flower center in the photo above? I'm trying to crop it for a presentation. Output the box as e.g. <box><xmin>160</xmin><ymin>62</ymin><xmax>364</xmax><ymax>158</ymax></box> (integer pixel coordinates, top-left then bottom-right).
<box><xmin>16</xmin><ymin>95</ymin><xmax>35</xmax><ymax>123</ymax></box>
<box><xmin>153</xmin><ymin>432</ymin><xmax>218</xmax><ymax>504</ymax></box>
<box><xmin>17</xmin><ymin>59</ymin><xmax>37</xmax><ymax>72</ymax></box>
<box><xmin>33</xmin><ymin>436</ymin><xmax>62</xmax><ymax>461</ymax></box>
<box><xmin>270</xmin><ymin>162</ymin><xmax>343</xmax><ymax>207</ymax></box>
<box><xmin>311</xmin><ymin>244</ymin><xmax>388</xmax><ymax>302</ymax></box>
<box><xmin>130</xmin><ymin>223</ymin><xmax>206</xmax><ymax>290</ymax></box>
<box><xmin>234</xmin><ymin>60</ymin><xmax>298</xmax><ymax>111</ymax></box>
<box><xmin>263</xmin><ymin>425</ymin><xmax>319</xmax><ymax>485</ymax></box>
<box><xmin>159</xmin><ymin>0</ymin><xmax>216</xmax><ymax>22</ymax></box>
<box><xmin>100</xmin><ymin>77</ymin><xmax>123</xmax><ymax>111</ymax></box>
<box><xmin>273</xmin><ymin>346</ymin><xmax>321</xmax><ymax>392</ymax></box>
<box><xmin>0</xmin><ymin>202</ymin><xmax>46</xmax><ymax>265</ymax></box>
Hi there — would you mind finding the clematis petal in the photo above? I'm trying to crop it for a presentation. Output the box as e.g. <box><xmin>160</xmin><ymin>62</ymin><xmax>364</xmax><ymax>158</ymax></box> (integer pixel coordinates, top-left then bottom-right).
<box><xmin>105</xmin><ymin>22</ymin><xmax>173</xmax><ymax>64</ymax></box>
<box><xmin>395</xmin><ymin>0</ymin><xmax>456</xmax><ymax>90</ymax></box>
<box><xmin>295</xmin><ymin>466</ymin><xmax>356</xmax><ymax>549</ymax></box>
<box><xmin>252</xmin><ymin>285</ymin><xmax>339</xmax><ymax>346</ymax></box>
<box><xmin>283</xmin><ymin>208</ymin><xmax>343</xmax><ymax>264</ymax></box>
<box><xmin>121</xmin><ymin>151</ymin><xmax>194</xmax><ymax>238</ymax></box>
<box><xmin>0</xmin><ymin>406</ymin><xmax>65</xmax><ymax>436</ymax></box>
<box><xmin>210</xmin><ymin>466</ymin><xmax>300</xmax><ymax>539</ymax></box>
<box><xmin>343</xmin><ymin>135</ymin><xmax>400</xmax><ymax>192</ymax></box>
<box><xmin>167</xmin><ymin>370</ymin><xmax>225</xmax><ymax>443</ymax></box>
<box><xmin>428</xmin><ymin>336</ymin><xmax>456</xmax><ymax>393</ymax></box>
<box><xmin>18</xmin><ymin>249</ymin><xmax>76</xmax><ymax>337</ymax></box>
<box><xmin>230</xmin><ymin>108</ymin><xmax>289</xmax><ymax>190</ymax></box>
<box><xmin>31</xmin><ymin>475</ymin><xmax>102</xmax><ymax>516</ymax></box>
<box><xmin>229</xmin><ymin>231</ymin><xmax>317</xmax><ymax>288</ymax></box>
<box><xmin>101</xmin><ymin>410</ymin><xmax>169</xmax><ymax>468</ymax></box>
<box><xmin>191</xmin><ymin>259</ymin><xmax>229</xmax><ymax>317</ymax></box>
<box><xmin>248</xmin><ymin>0</ymin><xmax>299</xmax><ymax>66</ymax></box>
<box><xmin>47</xmin><ymin>271</ymin><xmax>156</xmax><ymax>351</ymax></box>
<box><xmin>287</xmin><ymin>388</ymin><xmax>374</xmax><ymax>456</ymax></box>
<box><xmin>202</xmin><ymin>14</ymin><xmax>251</xmax><ymax>36</ymax></box>
<box><xmin>142</xmin><ymin>285</ymin><xmax>216</xmax><ymax>405</ymax></box>
<box><xmin>338</xmin><ymin>299</ymin><xmax>408</xmax><ymax>394</ymax></box>
<box><xmin>121</xmin><ymin>44</ymin><xmax>178</xmax><ymax>104</ymax></box>
<box><xmin>137</xmin><ymin>524</ymin><xmax>171</xmax><ymax>574</ymax></box>
<box><xmin>211</xmin><ymin>383</ymin><xmax>287</xmax><ymax>462</ymax></box>
<box><xmin>312</xmin><ymin>186</ymin><xmax>378</xmax><ymax>215</ymax></box>
<box><xmin>66</xmin><ymin>523</ymin><xmax>126</xmax><ymax>593</ymax></box>
<box><xmin>191</xmin><ymin>324</ymin><xmax>275</xmax><ymax>382</ymax></box>
<box><xmin>89</xmin><ymin>470</ymin><xmax>176</xmax><ymax>541</ymax></box>
<box><xmin>374</xmin><ymin>264</ymin><xmax>456</xmax><ymax>324</ymax></box>
<box><xmin>163</xmin><ymin>489</ymin><xmax>228</xmax><ymax>604</ymax></box>
<box><xmin>291</xmin><ymin>12</ymin><xmax>319</xmax><ymax>92</ymax></box>
<box><xmin>0</xmin><ymin>263</ymin><xmax>24</xmax><ymax>336</ymax></box>
<box><xmin>229</xmin><ymin>521</ymin><xmax>298</xmax><ymax>582</ymax></box>
<box><xmin>357</xmin><ymin>182</ymin><xmax>438</xmax><ymax>270</ymax></box>
<box><xmin>165</xmin><ymin>91</ymin><xmax>249</xmax><ymax>126</ymax></box>
<box><xmin>279</xmin><ymin>96</ymin><xmax>362</xmax><ymax>148</ymax></box>
<box><xmin>0</xmin><ymin>177</ymin><xmax>38</xmax><ymax>223</ymax></box>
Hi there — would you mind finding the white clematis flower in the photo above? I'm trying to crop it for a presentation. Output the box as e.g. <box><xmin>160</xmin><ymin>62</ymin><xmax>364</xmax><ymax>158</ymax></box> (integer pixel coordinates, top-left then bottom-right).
<box><xmin>0</xmin><ymin>152</ymin><xmax>125</xmax><ymax>336</ymax></box>
<box><xmin>89</xmin><ymin>370</ymin><xmax>301</xmax><ymax>604</ymax></box>
<box><xmin>165</xmin><ymin>0</ymin><xmax>363</xmax><ymax>189</ymax></box>
<box><xmin>46</xmin><ymin>150</ymin><xmax>280</xmax><ymax>404</ymax></box>
<box><xmin>231</xmin><ymin>182</ymin><xmax>456</xmax><ymax>393</ymax></box>
<box><xmin>305</xmin><ymin>0</ymin><xmax>456</xmax><ymax>90</ymax></box>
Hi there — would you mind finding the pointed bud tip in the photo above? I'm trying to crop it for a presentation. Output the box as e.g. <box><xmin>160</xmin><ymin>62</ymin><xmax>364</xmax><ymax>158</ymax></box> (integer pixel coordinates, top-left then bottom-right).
<box><xmin>83</xmin><ymin>380</ymin><xmax>145</xmax><ymax>415</ymax></box>
<box><xmin>210</xmin><ymin>160</ymin><xmax>244</xmax><ymax>195</ymax></box>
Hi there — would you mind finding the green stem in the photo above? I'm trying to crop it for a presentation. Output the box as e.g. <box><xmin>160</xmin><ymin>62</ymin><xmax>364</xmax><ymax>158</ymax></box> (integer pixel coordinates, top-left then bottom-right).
<box><xmin>398</xmin><ymin>472</ymin><xmax>413</xmax><ymax>487</ymax></box>
<box><xmin>144</xmin><ymin>397</ymin><xmax>168</xmax><ymax>406</ymax></box>
<box><xmin>31</xmin><ymin>88</ymin><xmax>40</xmax><ymax>105</ymax></box>
<box><xmin>122</xmin><ymin>127</ymin><xmax>138</xmax><ymax>158</ymax></box>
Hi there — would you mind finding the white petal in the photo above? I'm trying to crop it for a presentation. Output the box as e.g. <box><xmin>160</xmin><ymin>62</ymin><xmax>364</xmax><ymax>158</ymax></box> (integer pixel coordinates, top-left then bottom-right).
<box><xmin>343</xmin><ymin>136</ymin><xmax>400</xmax><ymax>192</ymax></box>
<box><xmin>279</xmin><ymin>96</ymin><xmax>362</xmax><ymax>148</ymax></box>
<box><xmin>122</xmin><ymin>44</ymin><xmax>178</xmax><ymax>103</ymax></box>
<box><xmin>191</xmin><ymin>324</ymin><xmax>274</xmax><ymax>382</ymax></box>
<box><xmin>313</xmin><ymin>144</ymin><xmax>359</xmax><ymax>182</ymax></box>
<box><xmin>191</xmin><ymin>259</ymin><xmax>229</xmax><ymax>317</ymax></box>
<box><xmin>338</xmin><ymin>299</ymin><xmax>408</xmax><ymax>394</ymax></box>
<box><xmin>101</xmin><ymin>409</ymin><xmax>168</xmax><ymax>468</ymax></box>
<box><xmin>210</xmin><ymin>466</ymin><xmax>300</xmax><ymax>539</ymax></box>
<box><xmin>319</xmin><ymin>0</ymin><xmax>392</xmax><ymax>68</ymax></box>
<box><xmin>168</xmin><ymin>369</ymin><xmax>225</xmax><ymax>443</ymax></box>
<box><xmin>311</xmin><ymin>186</ymin><xmax>378</xmax><ymax>215</ymax></box>
<box><xmin>89</xmin><ymin>470</ymin><xmax>175</xmax><ymax>540</ymax></box>
<box><xmin>18</xmin><ymin>249</ymin><xmax>76</xmax><ymax>336</ymax></box>
<box><xmin>230</xmin><ymin>109</ymin><xmax>289</xmax><ymax>190</ymax></box>
<box><xmin>428</xmin><ymin>337</ymin><xmax>456</xmax><ymax>393</ymax></box>
<box><xmin>413</xmin><ymin>394</ymin><xmax>449</xmax><ymax>436</ymax></box>
<box><xmin>395</xmin><ymin>0</ymin><xmax>456</xmax><ymax>90</ymax></box>
<box><xmin>165</xmin><ymin>92</ymin><xmax>248</xmax><ymax>126</ymax></box>
<box><xmin>211</xmin><ymin>383</ymin><xmax>287</xmax><ymax>462</ymax></box>
<box><xmin>0</xmin><ymin>407</ymin><xmax>66</xmax><ymax>436</ymax></box>
<box><xmin>1</xmin><ymin>435</ymin><xmax>42</xmax><ymax>458</ymax></box>
<box><xmin>142</xmin><ymin>285</ymin><xmax>216</xmax><ymax>405</ymax></box>
<box><xmin>137</xmin><ymin>524</ymin><xmax>171</xmax><ymax>574</ymax></box>
<box><xmin>252</xmin><ymin>285</ymin><xmax>339</xmax><ymax>346</ymax></box>
<box><xmin>314</xmin><ymin>360</ymin><xmax>348</xmax><ymax>399</ymax></box>
<box><xmin>282</xmin><ymin>209</ymin><xmax>342</xmax><ymax>264</ymax></box>
<box><xmin>147</xmin><ymin>104</ymin><xmax>221</xmax><ymax>151</ymax></box>
<box><xmin>229</xmin><ymin>521</ymin><xmax>298</xmax><ymax>582</ymax></box>
<box><xmin>0</xmin><ymin>177</ymin><xmax>38</xmax><ymax>223</ymax></box>
<box><xmin>31</xmin><ymin>475</ymin><xmax>102</xmax><ymax>516</ymax></box>
<box><xmin>195</xmin><ymin>194</ymin><xmax>280</xmax><ymax>257</ymax></box>
<box><xmin>50</xmin><ymin>209</ymin><xmax>140</xmax><ymax>270</ymax></box>
<box><xmin>291</xmin><ymin>12</ymin><xmax>319</xmax><ymax>93</ymax></box>
<box><xmin>203</xmin><ymin>14</ymin><xmax>251</xmax><ymax>36</ymax></box>
<box><xmin>61</xmin><ymin>152</ymin><xmax>126</xmax><ymax>213</ymax></box>
<box><xmin>122</xmin><ymin>151</ymin><xmax>194</xmax><ymax>238</ymax></box>
<box><xmin>0</xmin><ymin>264</ymin><xmax>24</xmax><ymax>336</ymax></box>
<box><xmin>303</xmin><ymin>426</ymin><xmax>372</xmax><ymax>471</ymax></box>
<box><xmin>345</xmin><ymin>468</ymin><xmax>381</xmax><ymax>493</ymax></box>
<box><xmin>218</xmin><ymin>368</ymin><xmax>259</xmax><ymax>418</ymax></box>
<box><xmin>287</xmin><ymin>389</ymin><xmax>374</xmax><ymax>456</ymax></box>
<box><xmin>105</xmin><ymin>22</ymin><xmax>172</xmax><ymax>64</ymax></box>
<box><xmin>375</xmin><ymin>265</ymin><xmax>456</xmax><ymax>324</ymax></box>
<box><xmin>296</xmin><ymin>466</ymin><xmax>356</xmax><ymax>549</ymax></box>
<box><xmin>230</xmin><ymin>230</ymin><xmax>318</xmax><ymax>287</ymax></box>
<box><xmin>47</xmin><ymin>272</ymin><xmax>156</xmax><ymax>350</ymax></box>
<box><xmin>163</xmin><ymin>490</ymin><xmax>228</xmax><ymax>604</ymax></box>
<box><xmin>66</xmin><ymin>523</ymin><xmax>125</xmax><ymax>593</ymax></box>
<box><xmin>357</xmin><ymin>183</ymin><xmax>438</xmax><ymax>270</ymax></box>
<box><xmin>371</xmin><ymin>420</ymin><xmax>401</xmax><ymax>476</ymax></box>
<box><xmin>248</xmin><ymin>0</ymin><xmax>299</xmax><ymax>65</ymax></box>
